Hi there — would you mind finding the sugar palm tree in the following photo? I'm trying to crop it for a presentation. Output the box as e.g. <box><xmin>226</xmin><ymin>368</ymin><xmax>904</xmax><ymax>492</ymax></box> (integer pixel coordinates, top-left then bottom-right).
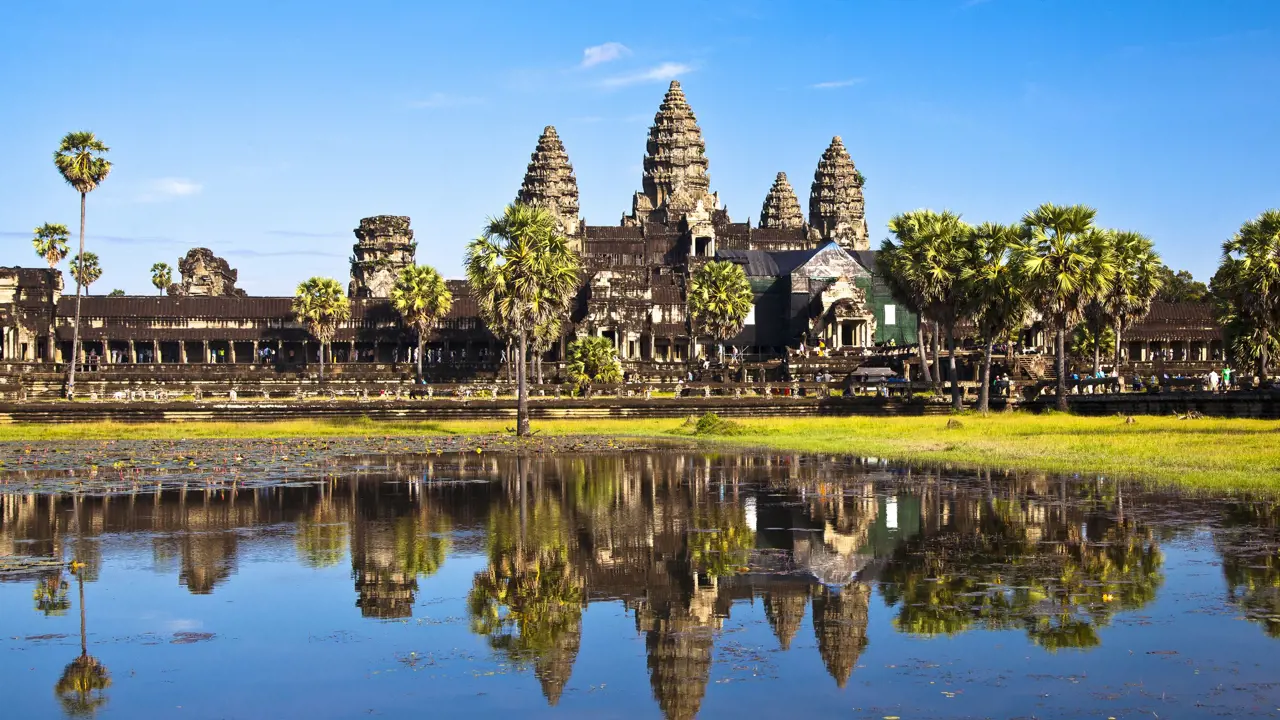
<box><xmin>877</xmin><ymin>236</ymin><xmax>932</xmax><ymax>385</ymax></box>
<box><xmin>1013</xmin><ymin>203</ymin><xmax>1116</xmax><ymax>411</ymax></box>
<box><xmin>963</xmin><ymin>222</ymin><xmax>1029</xmax><ymax>413</ymax></box>
<box><xmin>466</xmin><ymin>203</ymin><xmax>581</xmax><ymax>436</ymax></box>
<box><xmin>1093</xmin><ymin>231</ymin><xmax>1162</xmax><ymax>374</ymax></box>
<box><xmin>292</xmin><ymin>277</ymin><xmax>350</xmax><ymax>381</ymax></box>
<box><xmin>1217</xmin><ymin>210</ymin><xmax>1280</xmax><ymax>379</ymax></box>
<box><xmin>53</xmin><ymin>131</ymin><xmax>111</xmax><ymax>399</ymax></box>
<box><xmin>33</xmin><ymin>223</ymin><xmax>71</xmax><ymax>270</ymax></box>
<box><xmin>70</xmin><ymin>253</ymin><xmax>102</xmax><ymax>292</ymax></box>
<box><xmin>884</xmin><ymin>209</ymin><xmax>971</xmax><ymax>410</ymax></box>
<box><xmin>687</xmin><ymin>260</ymin><xmax>753</xmax><ymax>361</ymax></box>
<box><xmin>390</xmin><ymin>265</ymin><xmax>453</xmax><ymax>381</ymax></box>
<box><xmin>150</xmin><ymin>262</ymin><xmax>173</xmax><ymax>295</ymax></box>
<box><xmin>56</xmin><ymin>565</ymin><xmax>110</xmax><ymax>717</ymax></box>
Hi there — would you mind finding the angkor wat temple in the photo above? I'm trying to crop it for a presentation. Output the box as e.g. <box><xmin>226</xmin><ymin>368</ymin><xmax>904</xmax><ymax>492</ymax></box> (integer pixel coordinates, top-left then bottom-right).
<box><xmin>0</xmin><ymin>80</ymin><xmax>1219</xmax><ymax>385</ymax></box>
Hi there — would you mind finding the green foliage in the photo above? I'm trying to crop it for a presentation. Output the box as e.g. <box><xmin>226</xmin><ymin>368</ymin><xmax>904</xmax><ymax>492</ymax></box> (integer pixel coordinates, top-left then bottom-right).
<box><xmin>1013</xmin><ymin>203</ymin><xmax>1116</xmax><ymax>331</ymax></box>
<box><xmin>292</xmin><ymin>277</ymin><xmax>350</xmax><ymax>345</ymax></box>
<box><xmin>1069</xmin><ymin>324</ymin><xmax>1116</xmax><ymax>362</ymax></box>
<box><xmin>53</xmin><ymin>132</ymin><xmax>111</xmax><ymax>194</ymax></box>
<box><xmin>391</xmin><ymin>264</ymin><xmax>452</xmax><ymax>335</ymax></box>
<box><xmin>32</xmin><ymin>223</ymin><xmax>70</xmax><ymax>270</ymax></box>
<box><xmin>465</xmin><ymin>204</ymin><xmax>581</xmax><ymax>343</ymax></box>
<box><xmin>1214</xmin><ymin>210</ymin><xmax>1280</xmax><ymax>376</ymax></box>
<box><xmin>688</xmin><ymin>504</ymin><xmax>753</xmax><ymax>578</ymax></box>
<box><xmin>565</xmin><ymin>336</ymin><xmax>621</xmax><ymax>391</ymax></box>
<box><xmin>55</xmin><ymin>654</ymin><xmax>111</xmax><ymax>717</ymax></box>
<box><xmin>963</xmin><ymin>222</ymin><xmax>1029</xmax><ymax>343</ymax></box>
<box><xmin>676</xmin><ymin>412</ymin><xmax>747</xmax><ymax>436</ymax></box>
<box><xmin>69</xmin><ymin>253</ymin><xmax>101</xmax><ymax>289</ymax></box>
<box><xmin>1154</xmin><ymin>265</ymin><xmax>1208</xmax><ymax>303</ymax></box>
<box><xmin>149</xmin><ymin>262</ymin><xmax>172</xmax><ymax>294</ymax></box>
<box><xmin>107</xmin><ymin>289</ymin><xmax>124</xmax><ymax>297</ymax></box>
<box><xmin>33</xmin><ymin>573</ymin><xmax>71</xmax><ymax>616</ymax></box>
<box><xmin>688</xmin><ymin>260</ymin><xmax>753</xmax><ymax>341</ymax></box>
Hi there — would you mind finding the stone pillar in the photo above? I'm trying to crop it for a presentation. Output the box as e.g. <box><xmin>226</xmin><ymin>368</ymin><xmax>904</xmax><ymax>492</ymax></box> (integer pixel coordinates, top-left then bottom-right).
<box><xmin>180</xmin><ymin>342</ymin><xmax>188</xmax><ymax>364</ymax></box>
<box><xmin>103</xmin><ymin>338</ymin><xmax>112</xmax><ymax>364</ymax></box>
<box><xmin>229</xmin><ymin>341</ymin><xmax>237</xmax><ymax>364</ymax></box>
<box><xmin>252</xmin><ymin>341</ymin><xmax>260</xmax><ymax>365</ymax></box>
<box><xmin>202</xmin><ymin>340</ymin><xmax>210</xmax><ymax>364</ymax></box>
<box><xmin>152</xmin><ymin>339</ymin><xmax>160</xmax><ymax>364</ymax></box>
<box><xmin>129</xmin><ymin>341</ymin><xmax>137</xmax><ymax>364</ymax></box>
<box><xmin>648</xmin><ymin>334</ymin><xmax>655</xmax><ymax>362</ymax></box>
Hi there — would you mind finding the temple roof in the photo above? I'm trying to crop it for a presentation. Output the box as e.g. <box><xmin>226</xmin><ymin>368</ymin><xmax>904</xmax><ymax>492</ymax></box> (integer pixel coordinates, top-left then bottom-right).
<box><xmin>809</xmin><ymin>136</ymin><xmax>869</xmax><ymax>251</ymax></box>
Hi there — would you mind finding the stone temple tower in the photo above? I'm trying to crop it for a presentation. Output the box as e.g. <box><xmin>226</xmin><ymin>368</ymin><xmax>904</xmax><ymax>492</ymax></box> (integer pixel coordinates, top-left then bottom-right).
<box><xmin>628</xmin><ymin>80</ymin><xmax>719</xmax><ymax>227</ymax></box>
<box><xmin>349</xmin><ymin>216</ymin><xmax>416</xmax><ymax>298</ymax></box>
<box><xmin>758</xmin><ymin>172</ymin><xmax>805</xmax><ymax>231</ymax></box>
<box><xmin>808</xmin><ymin>136</ymin><xmax>869</xmax><ymax>251</ymax></box>
<box><xmin>516</xmin><ymin>126</ymin><xmax>581</xmax><ymax>246</ymax></box>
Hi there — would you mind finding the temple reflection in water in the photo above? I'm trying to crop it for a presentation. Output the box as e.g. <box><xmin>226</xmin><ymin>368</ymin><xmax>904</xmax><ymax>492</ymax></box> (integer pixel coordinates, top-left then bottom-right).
<box><xmin>4</xmin><ymin>452</ymin><xmax>1278</xmax><ymax>719</ymax></box>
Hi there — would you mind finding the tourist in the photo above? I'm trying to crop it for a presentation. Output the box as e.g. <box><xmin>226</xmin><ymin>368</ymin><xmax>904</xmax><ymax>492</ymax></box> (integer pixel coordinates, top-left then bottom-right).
<box><xmin>1222</xmin><ymin>365</ymin><xmax>1233</xmax><ymax>390</ymax></box>
<box><xmin>1208</xmin><ymin>369</ymin><xmax>1220</xmax><ymax>392</ymax></box>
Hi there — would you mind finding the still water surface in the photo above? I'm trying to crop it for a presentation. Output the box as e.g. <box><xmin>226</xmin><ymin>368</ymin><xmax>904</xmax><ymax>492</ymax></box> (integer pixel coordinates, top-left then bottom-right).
<box><xmin>3</xmin><ymin>451</ymin><xmax>1280</xmax><ymax>719</ymax></box>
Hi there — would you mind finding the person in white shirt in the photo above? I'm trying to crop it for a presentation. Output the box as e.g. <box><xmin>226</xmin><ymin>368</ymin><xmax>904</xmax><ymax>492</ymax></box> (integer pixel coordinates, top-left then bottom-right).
<box><xmin>1208</xmin><ymin>369</ymin><xmax>1220</xmax><ymax>392</ymax></box>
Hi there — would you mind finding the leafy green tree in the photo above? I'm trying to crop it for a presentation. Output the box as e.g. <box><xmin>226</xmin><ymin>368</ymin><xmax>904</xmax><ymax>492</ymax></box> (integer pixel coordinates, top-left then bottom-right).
<box><xmin>687</xmin><ymin>259</ymin><xmax>753</xmax><ymax>361</ymax></box>
<box><xmin>466</xmin><ymin>204</ymin><xmax>581</xmax><ymax>436</ymax></box>
<box><xmin>292</xmin><ymin>277</ymin><xmax>350</xmax><ymax>381</ymax></box>
<box><xmin>963</xmin><ymin>222</ymin><xmax>1028</xmax><ymax>412</ymax></box>
<box><xmin>32</xmin><ymin>223</ymin><xmax>71</xmax><ymax>270</ymax></box>
<box><xmin>150</xmin><ymin>262</ymin><xmax>172</xmax><ymax>295</ymax></box>
<box><xmin>1070</xmin><ymin>324</ymin><xmax>1116</xmax><ymax>365</ymax></box>
<box><xmin>877</xmin><ymin>234</ymin><xmax>932</xmax><ymax>384</ymax></box>
<box><xmin>1215</xmin><ymin>210</ymin><xmax>1280</xmax><ymax>379</ymax></box>
<box><xmin>1013</xmin><ymin>204</ymin><xmax>1115</xmax><ymax>411</ymax></box>
<box><xmin>70</xmin><ymin>253</ymin><xmax>101</xmax><ymax>291</ymax></box>
<box><xmin>53</xmin><ymin>131</ymin><xmax>111</xmax><ymax>399</ymax></box>
<box><xmin>565</xmin><ymin>336</ymin><xmax>621</xmax><ymax>396</ymax></box>
<box><xmin>885</xmin><ymin>210</ymin><xmax>971</xmax><ymax>409</ymax></box>
<box><xmin>1153</xmin><ymin>265</ymin><xmax>1209</xmax><ymax>303</ymax></box>
<box><xmin>106</xmin><ymin>289</ymin><xmax>124</xmax><ymax>297</ymax></box>
<box><xmin>1083</xmin><ymin>231</ymin><xmax>1162</xmax><ymax>373</ymax></box>
<box><xmin>390</xmin><ymin>264</ymin><xmax>453</xmax><ymax>381</ymax></box>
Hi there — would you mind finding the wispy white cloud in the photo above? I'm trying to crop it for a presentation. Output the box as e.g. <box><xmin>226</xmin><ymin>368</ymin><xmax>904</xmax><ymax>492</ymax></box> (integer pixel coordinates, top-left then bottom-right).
<box><xmin>598</xmin><ymin>62</ymin><xmax>693</xmax><ymax>89</ymax></box>
<box><xmin>581</xmin><ymin>42</ymin><xmax>631</xmax><ymax>68</ymax></box>
<box><xmin>409</xmin><ymin>92</ymin><xmax>484</xmax><ymax>109</ymax></box>
<box><xmin>811</xmin><ymin>78</ymin><xmax>864</xmax><ymax>89</ymax></box>
<box><xmin>137</xmin><ymin>177</ymin><xmax>202</xmax><ymax>202</ymax></box>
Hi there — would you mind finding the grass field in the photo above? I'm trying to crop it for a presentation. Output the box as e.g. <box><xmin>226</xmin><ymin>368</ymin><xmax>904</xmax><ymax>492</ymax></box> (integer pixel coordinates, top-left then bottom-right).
<box><xmin>0</xmin><ymin>413</ymin><xmax>1276</xmax><ymax>490</ymax></box>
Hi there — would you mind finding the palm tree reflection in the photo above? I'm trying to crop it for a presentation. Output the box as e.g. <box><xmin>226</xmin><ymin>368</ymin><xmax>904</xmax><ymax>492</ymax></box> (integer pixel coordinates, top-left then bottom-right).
<box><xmin>54</xmin><ymin>565</ymin><xmax>110</xmax><ymax>717</ymax></box>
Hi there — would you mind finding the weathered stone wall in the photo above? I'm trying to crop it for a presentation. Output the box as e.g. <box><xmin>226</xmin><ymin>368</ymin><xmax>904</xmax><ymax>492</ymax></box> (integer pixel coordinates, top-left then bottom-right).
<box><xmin>350</xmin><ymin>216</ymin><xmax>416</xmax><ymax>298</ymax></box>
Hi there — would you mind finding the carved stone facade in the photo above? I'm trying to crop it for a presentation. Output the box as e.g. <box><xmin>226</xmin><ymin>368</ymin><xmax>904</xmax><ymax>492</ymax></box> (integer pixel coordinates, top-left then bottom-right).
<box><xmin>350</xmin><ymin>216</ymin><xmax>416</xmax><ymax>298</ymax></box>
<box><xmin>170</xmin><ymin>248</ymin><xmax>245</xmax><ymax>298</ymax></box>
<box><xmin>516</xmin><ymin>126</ymin><xmax>581</xmax><ymax>244</ymax></box>
<box><xmin>759</xmin><ymin>172</ymin><xmax>804</xmax><ymax>231</ymax></box>
<box><xmin>809</xmin><ymin>136</ymin><xmax>869</xmax><ymax>251</ymax></box>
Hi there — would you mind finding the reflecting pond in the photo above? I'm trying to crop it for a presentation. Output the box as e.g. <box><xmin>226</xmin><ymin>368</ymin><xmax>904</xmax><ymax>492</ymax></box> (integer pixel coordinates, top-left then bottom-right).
<box><xmin>3</xmin><ymin>450</ymin><xmax>1280</xmax><ymax>719</ymax></box>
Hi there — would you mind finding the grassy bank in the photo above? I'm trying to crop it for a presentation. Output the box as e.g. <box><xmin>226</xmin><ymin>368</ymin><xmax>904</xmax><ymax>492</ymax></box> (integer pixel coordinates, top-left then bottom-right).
<box><xmin>0</xmin><ymin>414</ymin><xmax>1276</xmax><ymax>490</ymax></box>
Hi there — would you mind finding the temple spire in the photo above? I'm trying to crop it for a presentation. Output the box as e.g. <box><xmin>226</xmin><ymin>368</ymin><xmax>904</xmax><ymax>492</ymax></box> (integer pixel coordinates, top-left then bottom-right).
<box><xmin>758</xmin><ymin>172</ymin><xmax>804</xmax><ymax>230</ymax></box>
<box><xmin>517</xmin><ymin>125</ymin><xmax>581</xmax><ymax>239</ymax></box>
<box><xmin>808</xmin><ymin>136</ymin><xmax>868</xmax><ymax>251</ymax></box>
<box><xmin>629</xmin><ymin>80</ymin><xmax>717</xmax><ymax>226</ymax></box>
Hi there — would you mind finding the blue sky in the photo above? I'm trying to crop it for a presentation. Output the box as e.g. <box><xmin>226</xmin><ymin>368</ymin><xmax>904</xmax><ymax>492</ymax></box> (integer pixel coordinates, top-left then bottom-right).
<box><xmin>2</xmin><ymin>0</ymin><xmax>1277</xmax><ymax>295</ymax></box>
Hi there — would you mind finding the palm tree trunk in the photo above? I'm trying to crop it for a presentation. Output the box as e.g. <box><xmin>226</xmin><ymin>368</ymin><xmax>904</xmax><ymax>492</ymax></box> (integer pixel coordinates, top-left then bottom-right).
<box><xmin>915</xmin><ymin>317</ymin><xmax>932</xmax><ymax>384</ymax></box>
<box><xmin>1093</xmin><ymin>331</ymin><xmax>1101</xmax><ymax>376</ymax></box>
<box><xmin>930</xmin><ymin>321</ymin><xmax>941</xmax><ymax>391</ymax></box>
<box><xmin>66</xmin><ymin>192</ymin><xmax>86</xmax><ymax>399</ymax></box>
<box><xmin>536</xmin><ymin>355</ymin><xmax>543</xmax><ymax>385</ymax></box>
<box><xmin>1261</xmin><ymin>333</ymin><xmax>1270</xmax><ymax>380</ymax></box>
<box><xmin>78</xmin><ymin>572</ymin><xmax>86</xmax><ymax>657</ymax></box>
<box><xmin>1113</xmin><ymin>318</ymin><xmax>1124</xmax><ymax>377</ymax></box>
<box><xmin>516</xmin><ymin>331</ymin><xmax>530</xmax><ymax>436</ymax></box>
<box><xmin>319</xmin><ymin>340</ymin><xmax>325</xmax><ymax>381</ymax></box>
<box><xmin>978</xmin><ymin>336</ymin><xmax>994</xmax><ymax>413</ymax></box>
<box><xmin>1055</xmin><ymin>327</ymin><xmax>1069</xmax><ymax>412</ymax></box>
<box><xmin>947</xmin><ymin>324</ymin><xmax>961</xmax><ymax>411</ymax></box>
<box><xmin>416</xmin><ymin>335</ymin><xmax>424</xmax><ymax>381</ymax></box>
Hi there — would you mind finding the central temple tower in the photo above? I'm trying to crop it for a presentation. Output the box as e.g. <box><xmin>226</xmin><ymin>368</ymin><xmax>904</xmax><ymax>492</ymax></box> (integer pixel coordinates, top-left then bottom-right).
<box><xmin>626</xmin><ymin>81</ymin><xmax>720</xmax><ymax>228</ymax></box>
